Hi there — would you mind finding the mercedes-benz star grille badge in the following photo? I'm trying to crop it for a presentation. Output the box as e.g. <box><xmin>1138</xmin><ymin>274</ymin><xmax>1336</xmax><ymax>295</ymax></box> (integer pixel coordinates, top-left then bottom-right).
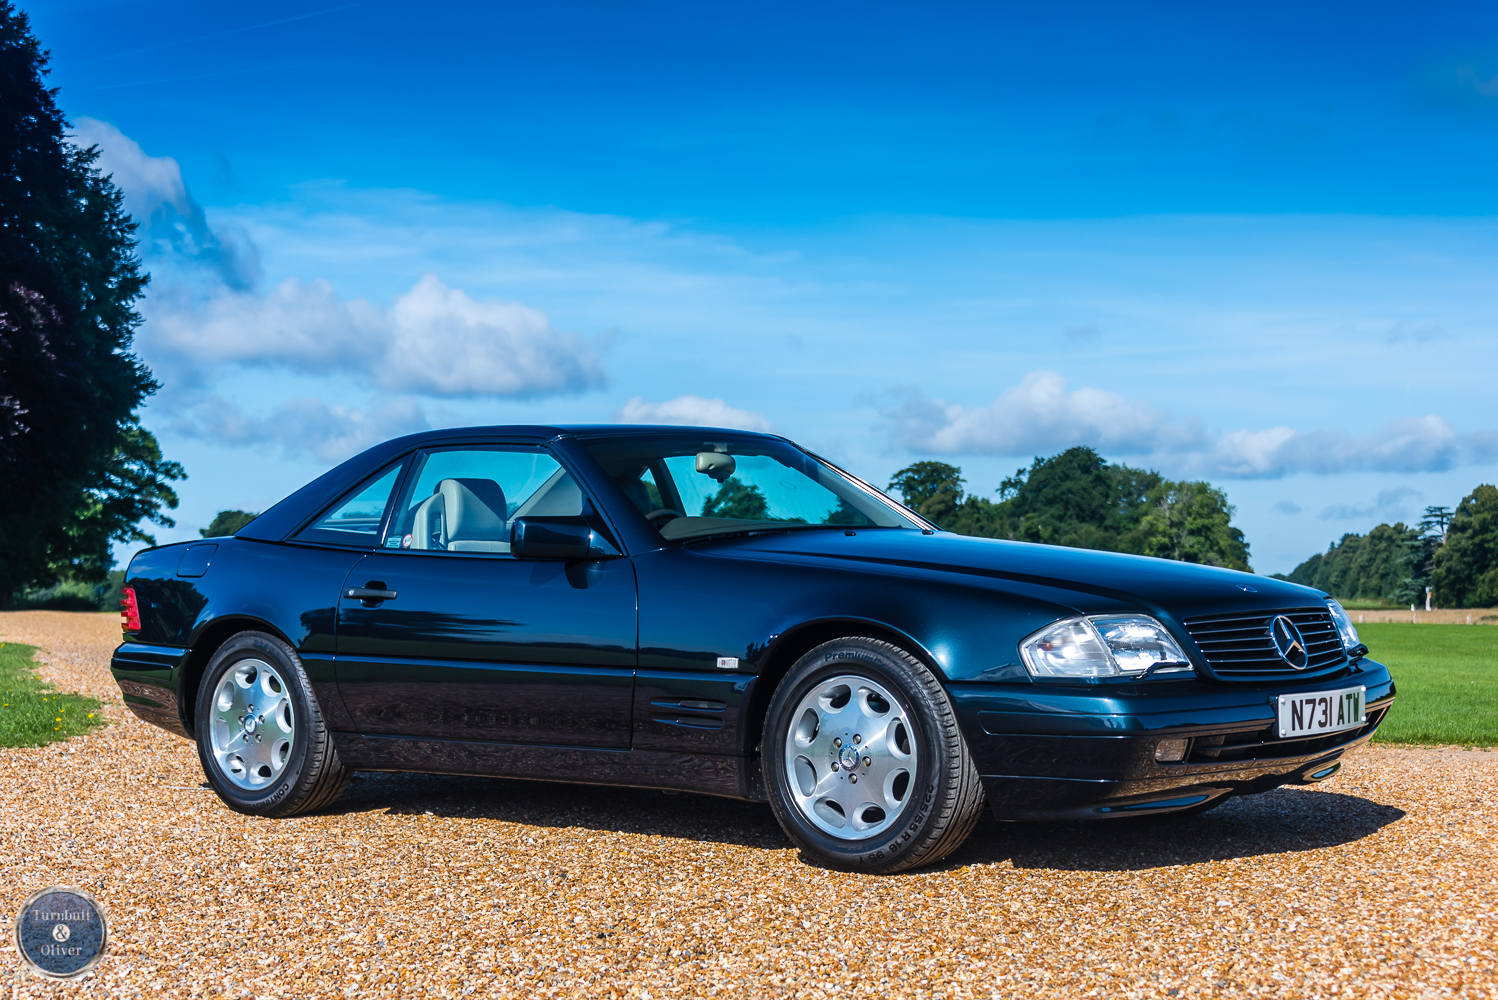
<box><xmin>1270</xmin><ymin>615</ymin><xmax>1309</xmax><ymax>669</ymax></box>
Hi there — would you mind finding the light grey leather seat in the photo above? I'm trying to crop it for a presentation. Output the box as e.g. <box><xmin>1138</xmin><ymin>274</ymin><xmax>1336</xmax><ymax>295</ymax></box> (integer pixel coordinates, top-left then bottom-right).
<box><xmin>439</xmin><ymin>478</ymin><xmax>509</xmax><ymax>552</ymax></box>
<box><xmin>408</xmin><ymin>493</ymin><xmax>445</xmax><ymax>550</ymax></box>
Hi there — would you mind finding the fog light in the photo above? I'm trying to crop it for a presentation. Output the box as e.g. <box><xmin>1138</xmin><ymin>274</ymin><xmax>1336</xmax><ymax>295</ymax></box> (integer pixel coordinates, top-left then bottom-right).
<box><xmin>1154</xmin><ymin>738</ymin><xmax>1188</xmax><ymax>763</ymax></box>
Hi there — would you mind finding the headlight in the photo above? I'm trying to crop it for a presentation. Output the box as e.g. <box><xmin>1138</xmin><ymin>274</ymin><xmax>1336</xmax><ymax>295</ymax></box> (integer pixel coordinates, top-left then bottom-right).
<box><xmin>1326</xmin><ymin>598</ymin><xmax>1361</xmax><ymax>651</ymax></box>
<box><xmin>1020</xmin><ymin>615</ymin><xmax>1192</xmax><ymax>678</ymax></box>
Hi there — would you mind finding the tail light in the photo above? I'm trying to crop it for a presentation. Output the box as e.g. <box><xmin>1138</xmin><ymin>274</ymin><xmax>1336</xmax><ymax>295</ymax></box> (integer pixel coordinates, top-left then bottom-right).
<box><xmin>121</xmin><ymin>587</ymin><xmax>141</xmax><ymax>632</ymax></box>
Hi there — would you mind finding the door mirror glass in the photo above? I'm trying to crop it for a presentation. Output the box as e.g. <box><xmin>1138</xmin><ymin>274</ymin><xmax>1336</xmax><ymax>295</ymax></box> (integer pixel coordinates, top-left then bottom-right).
<box><xmin>510</xmin><ymin>517</ymin><xmax>620</xmax><ymax>560</ymax></box>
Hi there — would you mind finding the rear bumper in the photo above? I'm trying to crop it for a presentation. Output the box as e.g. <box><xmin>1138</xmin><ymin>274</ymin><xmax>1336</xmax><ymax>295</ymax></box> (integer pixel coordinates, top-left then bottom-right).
<box><xmin>111</xmin><ymin>642</ymin><xmax>191</xmax><ymax>738</ymax></box>
<box><xmin>949</xmin><ymin>659</ymin><xmax>1394</xmax><ymax>821</ymax></box>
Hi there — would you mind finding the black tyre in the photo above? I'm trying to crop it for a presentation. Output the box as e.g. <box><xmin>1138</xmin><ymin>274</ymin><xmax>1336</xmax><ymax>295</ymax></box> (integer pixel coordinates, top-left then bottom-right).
<box><xmin>194</xmin><ymin>631</ymin><xmax>350</xmax><ymax>817</ymax></box>
<box><xmin>763</xmin><ymin>637</ymin><xmax>986</xmax><ymax>873</ymax></box>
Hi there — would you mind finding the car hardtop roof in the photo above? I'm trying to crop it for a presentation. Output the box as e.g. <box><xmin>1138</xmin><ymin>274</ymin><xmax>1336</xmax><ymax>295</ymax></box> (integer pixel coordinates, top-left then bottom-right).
<box><xmin>235</xmin><ymin>423</ymin><xmax>790</xmax><ymax>542</ymax></box>
<box><xmin>407</xmin><ymin>423</ymin><xmax>784</xmax><ymax>442</ymax></box>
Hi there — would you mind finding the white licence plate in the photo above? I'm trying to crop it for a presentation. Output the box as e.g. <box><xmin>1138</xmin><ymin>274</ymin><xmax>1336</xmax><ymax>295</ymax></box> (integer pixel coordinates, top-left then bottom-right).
<box><xmin>1276</xmin><ymin>686</ymin><xmax>1366</xmax><ymax>738</ymax></box>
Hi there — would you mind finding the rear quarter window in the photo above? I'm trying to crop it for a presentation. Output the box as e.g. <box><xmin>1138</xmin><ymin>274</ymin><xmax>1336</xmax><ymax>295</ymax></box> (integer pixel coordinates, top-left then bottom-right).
<box><xmin>294</xmin><ymin>461</ymin><xmax>405</xmax><ymax>547</ymax></box>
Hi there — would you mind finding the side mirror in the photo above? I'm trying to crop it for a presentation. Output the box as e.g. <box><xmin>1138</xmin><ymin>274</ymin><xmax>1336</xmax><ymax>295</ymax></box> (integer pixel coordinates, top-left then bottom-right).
<box><xmin>510</xmin><ymin>517</ymin><xmax>621</xmax><ymax>560</ymax></box>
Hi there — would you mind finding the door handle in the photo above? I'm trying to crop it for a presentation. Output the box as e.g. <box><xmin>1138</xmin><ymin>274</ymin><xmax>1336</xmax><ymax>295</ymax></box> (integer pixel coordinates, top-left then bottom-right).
<box><xmin>346</xmin><ymin>588</ymin><xmax>397</xmax><ymax>601</ymax></box>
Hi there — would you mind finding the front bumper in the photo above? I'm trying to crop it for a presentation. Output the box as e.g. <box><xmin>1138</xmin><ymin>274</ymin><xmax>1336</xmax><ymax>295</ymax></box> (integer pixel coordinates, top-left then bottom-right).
<box><xmin>949</xmin><ymin>658</ymin><xmax>1395</xmax><ymax>821</ymax></box>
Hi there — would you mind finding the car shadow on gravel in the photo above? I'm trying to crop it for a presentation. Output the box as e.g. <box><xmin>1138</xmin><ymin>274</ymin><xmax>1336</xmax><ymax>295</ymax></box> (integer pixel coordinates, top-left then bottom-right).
<box><xmin>327</xmin><ymin>773</ymin><xmax>1402</xmax><ymax>872</ymax></box>
<box><xmin>329</xmin><ymin>771</ymin><xmax>794</xmax><ymax>848</ymax></box>
<box><xmin>945</xmin><ymin>787</ymin><xmax>1406</xmax><ymax>873</ymax></box>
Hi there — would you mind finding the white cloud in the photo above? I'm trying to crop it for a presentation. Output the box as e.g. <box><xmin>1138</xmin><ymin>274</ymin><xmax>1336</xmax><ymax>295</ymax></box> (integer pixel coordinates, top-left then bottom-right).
<box><xmin>71</xmin><ymin>117</ymin><xmax>188</xmax><ymax>221</ymax></box>
<box><xmin>1209</xmin><ymin>416</ymin><xmax>1463</xmax><ymax>478</ymax></box>
<box><xmin>169</xmin><ymin>394</ymin><xmax>431</xmax><ymax>464</ymax></box>
<box><xmin>71</xmin><ymin>117</ymin><xmax>259</xmax><ymax>289</ymax></box>
<box><xmin>614</xmin><ymin>395</ymin><xmax>774</xmax><ymax>432</ymax></box>
<box><xmin>143</xmin><ymin>278</ymin><xmax>377</xmax><ymax>377</ymax></box>
<box><xmin>882</xmin><ymin>371</ymin><xmax>1496</xmax><ymax>480</ymax></box>
<box><xmin>140</xmin><ymin>275</ymin><xmax>607</xmax><ymax>399</ymax></box>
<box><xmin>1317</xmin><ymin>485</ymin><xmax>1423</xmax><ymax>522</ymax></box>
<box><xmin>879</xmin><ymin>371</ymin><xmax>1205</xmax><ymax>456</ymax></box>
<box><xmin>385</xmin><ymin>275</ymin><xmax>605</xmax><ymax>397</ymax></box>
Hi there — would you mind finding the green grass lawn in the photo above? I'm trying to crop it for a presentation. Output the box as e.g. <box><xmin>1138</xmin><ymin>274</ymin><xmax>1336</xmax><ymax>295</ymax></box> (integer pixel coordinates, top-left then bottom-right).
<box><xmin>0</xmin><ymin>641</ymin><xmax>105</xmax><ymax>748</ymax></box>
<box><xmin>1360</xmin><ymin>623</ymin><xmax>1498</xmax><ymax>746</ymax></box>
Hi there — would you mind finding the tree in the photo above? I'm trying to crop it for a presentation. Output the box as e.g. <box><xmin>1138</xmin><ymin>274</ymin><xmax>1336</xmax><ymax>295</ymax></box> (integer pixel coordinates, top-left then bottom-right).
<box><xmin>887</xmin><ymin>462</ymin><xmax>965</xmax><ymax>518</ymax></box>
<box><xmin>1419</xmin><ymin>505</ymin><xmax>1454</xmax><ymax>541</ymax></box>
<box><xmin>1431</xmin><ymin>485</ymin><xmax>1498</xmax><ymax>608</ymax></box>
<box><xmin>702</xmin><ymin>477</ymin><xmax>769</xmax><ymax>520</ymax></box>
<box><xmin>884</xmin><ymin>449</ymin><xmax>1251</xmax><ymax>570</ymax></box>
<box><xmin>1278</xmin><ymin>523</ymin><xmax>1420</xmax><ymax>599</ymax></box>
<box><xmin>1121</xmin><ymin>480</ymin><xmax>1250</xmax><ymax>571</ymax></box>
<box><xmin>996</xmin><ymin>447</ymin><xmax>1163</xmax><ymax>550</ymax></box>
<box><xmin>201</xmin><ymin>510</ymin><xmax>258</xmax><ymax>538</ymax></box>
<box><xmin>0</xmin><ymin>3</ymin><xmax>181</xmax><ymax>599</ymax></box>
<box><xmin>48</xmin><ymin>424</ymin><xmax>184</xmax><ymax>581</ymax></box>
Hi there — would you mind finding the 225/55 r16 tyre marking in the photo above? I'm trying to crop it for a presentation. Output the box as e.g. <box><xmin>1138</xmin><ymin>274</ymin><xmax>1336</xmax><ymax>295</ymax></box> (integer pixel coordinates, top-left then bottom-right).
<box><xmin>784</xmin><ymin>674</ymin><xmax>916</xmax><ymax>840</ymax></box>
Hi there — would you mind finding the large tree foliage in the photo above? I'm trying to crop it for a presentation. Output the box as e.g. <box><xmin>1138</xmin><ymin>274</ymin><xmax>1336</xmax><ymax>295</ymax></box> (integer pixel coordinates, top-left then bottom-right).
<box><xmin>887</xmin><ymin>447</ymin><xmax>1250</xmax><ymax>571</ymax></box>
<box><xmin>200</xmin><ymin>510</ymin><xmax>258</xmax><ymax>538</ymax></box>
<box><xmin>702</xmin><ymin>477</ymin><xmax>770</xmax><ymax>520</ymax></box>
<box><xmin>1121</xmin><ymin>480</ymin><xmax>1250</xmax><ymax>570</ymax></box>
<box><xmin>1431</xmin><ymin>485</ymin><xmax>1498</xmax><ymax>608</ymax></box>
<box><xmin>1275</xmin><ymin>503</ymin><xmax>1485</xmax><ymax>604</ymax></box>
<box><xmin>0</xmin><ymin>2</ymin><xmax>181</xmax><ymax>599</ymax></box>
<box><xmin>1279</xmin><ymin>522</ymin><xmax>1421</xmax><ymax>601</ymax></box>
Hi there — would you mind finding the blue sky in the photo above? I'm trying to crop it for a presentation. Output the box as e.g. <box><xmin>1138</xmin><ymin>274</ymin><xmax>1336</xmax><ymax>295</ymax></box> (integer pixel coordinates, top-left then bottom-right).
<box><xmin>30</xmin><ymin>0</ymin><xmax>1498</xmax><ymax>574</ymax></box>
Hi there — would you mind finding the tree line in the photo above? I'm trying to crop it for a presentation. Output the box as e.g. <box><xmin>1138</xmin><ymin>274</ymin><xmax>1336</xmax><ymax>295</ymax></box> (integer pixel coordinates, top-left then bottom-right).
<box><xmin>886</xmin><ymin>446</ymin><xmax>1252</xmax><ymax>571</ymax></box>
<box><xmin>1277</xmin><ymin>485</ymin><xmax>1498</xmax><ymax>608</ymax></box>
<box><xmin>1</xmin><ymin>3</ymin><xmax>183</xmax><ymax>608</ymax></box>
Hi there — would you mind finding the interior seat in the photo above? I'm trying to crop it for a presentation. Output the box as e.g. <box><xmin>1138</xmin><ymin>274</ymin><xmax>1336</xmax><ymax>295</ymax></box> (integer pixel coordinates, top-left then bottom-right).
<box><xmin>439</xmin><ymin>478</ymin><xmax>509</xmax><ymax>552</ymax></box>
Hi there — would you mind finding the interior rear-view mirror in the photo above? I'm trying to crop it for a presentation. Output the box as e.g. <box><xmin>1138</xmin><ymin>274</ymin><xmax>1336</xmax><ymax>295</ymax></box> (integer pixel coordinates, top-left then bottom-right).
<box><xmin>695</xmin><ymin>452</ymin><xmax>736</xmax><ymax>482</ymax></box>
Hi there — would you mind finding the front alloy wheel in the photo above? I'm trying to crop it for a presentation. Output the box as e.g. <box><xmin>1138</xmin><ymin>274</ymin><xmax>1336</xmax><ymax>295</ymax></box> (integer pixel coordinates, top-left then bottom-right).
<box><xmin>764</xmin><ymin>637</ymin><xmax>986</xmax><ymax>873</ymax></box>
<box><xmin>784</xmin><ymin>674</ymin><xmax>918</xmax><ymax>839</ymax></box>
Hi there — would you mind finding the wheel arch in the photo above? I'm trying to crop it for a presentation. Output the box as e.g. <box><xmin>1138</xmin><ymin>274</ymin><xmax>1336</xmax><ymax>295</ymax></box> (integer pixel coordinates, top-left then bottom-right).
<box><xmin>177</xmin><ymin>616</ymin><xmax>297</xmax><ymax>738</ymax></box>
<box><xmin>745</xmin><ymin>617</ymin><xmax>945</xmax><ymax>755</ymax></box>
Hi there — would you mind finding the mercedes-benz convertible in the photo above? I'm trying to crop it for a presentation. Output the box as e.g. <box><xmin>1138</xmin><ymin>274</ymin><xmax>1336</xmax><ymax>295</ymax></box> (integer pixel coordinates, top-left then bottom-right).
<box><xmin>111</xmin><ymin>425</ymin><xmax>1393</xmax><ymax>872</ymax></box>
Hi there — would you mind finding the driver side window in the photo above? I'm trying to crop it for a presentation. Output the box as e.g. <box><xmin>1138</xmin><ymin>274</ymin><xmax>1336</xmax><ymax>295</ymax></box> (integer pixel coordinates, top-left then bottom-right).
<box><xmin>384</xmin><ymin>448</ymin><xmax>586</xmax><ymax>555</ymax></box>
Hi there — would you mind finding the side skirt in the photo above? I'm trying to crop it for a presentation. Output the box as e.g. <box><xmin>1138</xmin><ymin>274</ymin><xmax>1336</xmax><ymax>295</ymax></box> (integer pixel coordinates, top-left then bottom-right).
<box><xmin>332</xmin><ymin>733</ymin><xmax>767</xmax><ymax>802</ymax></box>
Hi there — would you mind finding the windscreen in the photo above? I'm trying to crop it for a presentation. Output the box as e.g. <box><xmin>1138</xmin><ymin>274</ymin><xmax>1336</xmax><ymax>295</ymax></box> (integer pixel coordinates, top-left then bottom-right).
<box><xmin>580</xmin><ymin>434</ymin><xmax>923</xmax><ymax>541</ymax></box>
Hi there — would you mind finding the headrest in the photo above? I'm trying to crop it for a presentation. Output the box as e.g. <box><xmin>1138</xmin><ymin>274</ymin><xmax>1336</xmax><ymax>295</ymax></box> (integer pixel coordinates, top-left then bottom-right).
<box><xmin>437</xmin><ymin>478</ymin><xmax>508</xmax><ymax>541</ymax></box>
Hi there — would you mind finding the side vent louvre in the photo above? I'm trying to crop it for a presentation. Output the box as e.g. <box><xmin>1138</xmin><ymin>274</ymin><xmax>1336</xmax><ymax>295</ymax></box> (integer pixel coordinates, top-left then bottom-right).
<box><xmin>649</xmin><ymin>698</ymin><xmax>727</xmax><ymax>731</ymax></box>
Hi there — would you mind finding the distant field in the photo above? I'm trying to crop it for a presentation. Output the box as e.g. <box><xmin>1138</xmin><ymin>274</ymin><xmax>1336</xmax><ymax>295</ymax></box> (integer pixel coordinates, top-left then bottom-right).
<box><xmin>1360</xmin><ymin>623</ymin><xmax>1498</xmax><ymax>746</ymax></box>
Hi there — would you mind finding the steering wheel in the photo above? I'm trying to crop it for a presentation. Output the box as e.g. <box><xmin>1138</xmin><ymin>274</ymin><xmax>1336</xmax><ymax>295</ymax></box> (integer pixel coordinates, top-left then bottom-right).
<box><xmin>646</xmin><ymin>508</ymin><xmax>684</xmax><ymax>525</ymax></box>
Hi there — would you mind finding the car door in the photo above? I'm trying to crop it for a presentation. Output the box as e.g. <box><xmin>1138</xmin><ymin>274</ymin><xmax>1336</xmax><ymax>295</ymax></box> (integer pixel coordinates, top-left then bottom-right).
<box><xmin>332</xmin><ymin>445</ymin><xmax>637</xmax><ymax>748</ymax></box>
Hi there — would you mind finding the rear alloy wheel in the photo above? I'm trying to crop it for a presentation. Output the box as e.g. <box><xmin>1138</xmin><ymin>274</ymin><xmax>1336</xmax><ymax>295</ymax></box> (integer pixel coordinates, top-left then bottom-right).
<box><xmin>764</xmin><ymin>638</ymin><xmax>986</xmax><ymax>873</ymax></box>
<box><xmin>194</xmin><ymin>631</ymin><xmax>350</xmax><ymax>817</ymax></box>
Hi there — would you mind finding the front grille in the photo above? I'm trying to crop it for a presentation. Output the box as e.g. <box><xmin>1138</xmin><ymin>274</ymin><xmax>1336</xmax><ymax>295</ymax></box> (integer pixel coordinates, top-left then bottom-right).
<box><xmin>1182</xmin><ymin>607</ymin><xmax>1347</xmax><ymax>679</ymax></box>
<box><xmin>1188</xmin><ymin>707</ymin><xmax>1388</xmax><ymax>764</ymax></box>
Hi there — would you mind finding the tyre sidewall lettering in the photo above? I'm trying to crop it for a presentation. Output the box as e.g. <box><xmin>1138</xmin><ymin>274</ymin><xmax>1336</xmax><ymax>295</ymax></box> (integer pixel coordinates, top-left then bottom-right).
<box><xmin>196</xmin><ymin>636</ymin><xmax>311</xmax><ymax>810</ymax></box>
<box><xmin>764</xmin><ymin>638</ymin><xmax>971</xmax><ymax>872</ymax></box>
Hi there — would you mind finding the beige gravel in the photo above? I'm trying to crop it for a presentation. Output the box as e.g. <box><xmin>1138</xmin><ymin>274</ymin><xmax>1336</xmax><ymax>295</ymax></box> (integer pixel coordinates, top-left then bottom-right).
<box><xmin>1</xmin><ymin>609</ymin><xmax>1494</xmax><ymax>999</ymax></box>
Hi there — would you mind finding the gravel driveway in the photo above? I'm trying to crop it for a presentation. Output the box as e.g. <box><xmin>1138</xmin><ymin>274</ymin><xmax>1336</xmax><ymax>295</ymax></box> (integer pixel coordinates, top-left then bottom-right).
<box><xmin>1</xmin><ymin>610</ymin><xmax>1493</xmax><ymax>999</ymax></box>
